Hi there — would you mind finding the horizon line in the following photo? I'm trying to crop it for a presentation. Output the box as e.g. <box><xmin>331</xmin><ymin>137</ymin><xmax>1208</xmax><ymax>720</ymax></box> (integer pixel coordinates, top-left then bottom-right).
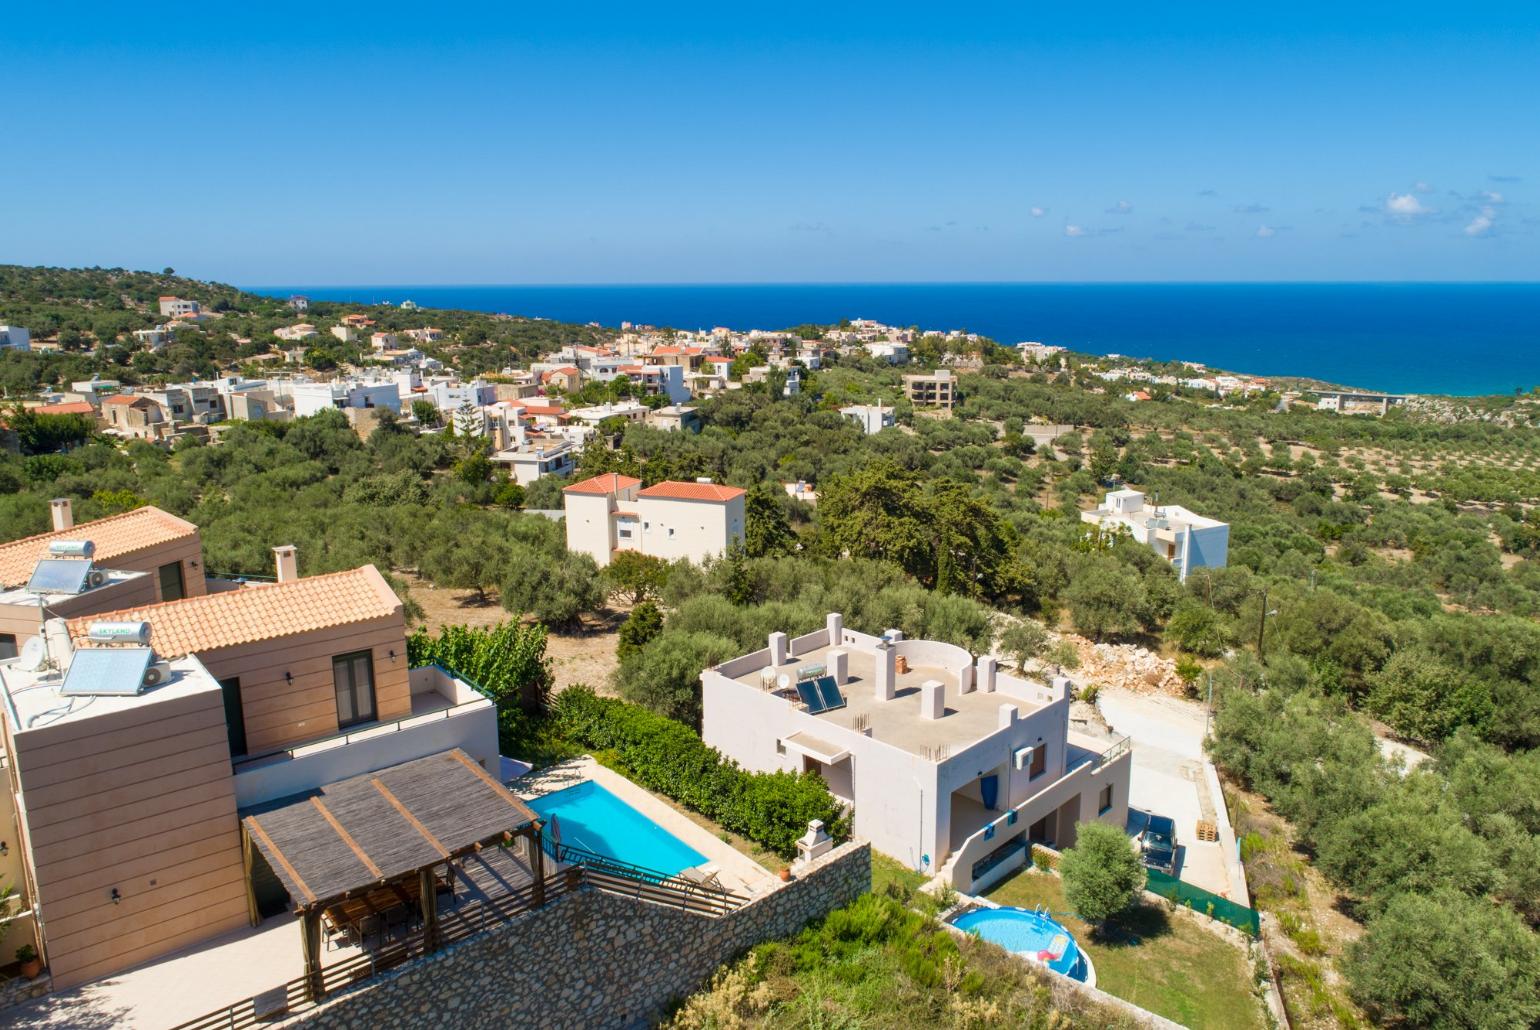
<box><xmin>243</xmin><ymin>279</ymin><xmax>1540</xmax><ymax>290</ymax></box>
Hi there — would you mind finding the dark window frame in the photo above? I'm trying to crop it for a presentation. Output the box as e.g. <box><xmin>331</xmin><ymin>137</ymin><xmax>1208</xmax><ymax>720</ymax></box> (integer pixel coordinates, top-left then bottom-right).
<box><xmin>1029</xmin><ymin>739</ymin><xmax>1047</xmax><ymax>780</ymax></box>
<box><xmin>1098</xmin><ymin>784</ymin><xmax>1114</xmax><ymax>815</ymax></box>
<box><xmin>331</xmin><ymin>650</ymin><xmax>378</xmax><ymax>729</ymax></box>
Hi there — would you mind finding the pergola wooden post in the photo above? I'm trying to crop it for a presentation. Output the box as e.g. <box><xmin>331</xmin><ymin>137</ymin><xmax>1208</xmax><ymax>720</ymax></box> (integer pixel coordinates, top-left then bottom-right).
<box><xmin>530</xmin><ymin>820</ymin><xmax>546</xmax><ymax>908</ymax></box>
<box><xmin>301</xmin><ymin>909</ymin><xmax>324</xmax><ymax>1002</ymax></box>
<box><xmin>419</xmin><ymin>865</ymin><xmax>440</xmax><ymax>953</ymax></box>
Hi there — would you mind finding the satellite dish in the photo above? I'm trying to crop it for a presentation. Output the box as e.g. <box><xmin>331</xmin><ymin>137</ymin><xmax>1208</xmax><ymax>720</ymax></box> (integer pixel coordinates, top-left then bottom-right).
<box><xmin>17</xmin><ymin>637</ymin><xmax>47</xmax><ymax>672</ymax></box>
<box><xmin>776</xmin><ymin>673</ymin><xmax>791</xmax><ymax>691</ymax></box>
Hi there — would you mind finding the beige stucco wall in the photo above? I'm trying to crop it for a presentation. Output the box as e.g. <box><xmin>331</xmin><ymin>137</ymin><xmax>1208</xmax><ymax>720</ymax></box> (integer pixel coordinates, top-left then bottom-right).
<box><xmin>8</xmin><ymin>672</ymin><xmax>247</xmax><ymax>988</ymax></box>
<box><xmin>564</xmin><ymin>492</ymin><xmax>621</xmax><ymax>567</ymax></box>
<box><xmin>106</xmin><ymin>534</ymin><xmax>208</xmax><ymax>601</ymax></box>
<box><xmin>635</xmin><ymin>495</ymin><xmax>744</xmax><ymax>564</ymax></box>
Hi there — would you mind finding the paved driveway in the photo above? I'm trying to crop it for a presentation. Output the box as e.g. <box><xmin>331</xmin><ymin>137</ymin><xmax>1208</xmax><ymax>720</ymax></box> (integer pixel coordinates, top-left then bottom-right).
<box><xmin>1097</xmin><ymin>686</ymin><xmax>1235</xmax><ymax>898</ymax></box>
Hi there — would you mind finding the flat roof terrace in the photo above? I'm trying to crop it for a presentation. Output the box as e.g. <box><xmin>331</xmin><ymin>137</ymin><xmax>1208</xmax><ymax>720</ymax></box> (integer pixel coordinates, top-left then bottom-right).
<box><xmin>729</xmin><ymin>640</ymin><xmax>1057</xmax><ymax>757</ymax></box>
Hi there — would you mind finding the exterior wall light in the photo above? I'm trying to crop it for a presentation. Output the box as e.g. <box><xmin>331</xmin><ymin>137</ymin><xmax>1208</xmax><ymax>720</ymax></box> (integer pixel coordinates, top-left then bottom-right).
<box><xmin>110</xmin><ymin>887</ymin><xmax>122</xmax><ymax>904</ymax></box>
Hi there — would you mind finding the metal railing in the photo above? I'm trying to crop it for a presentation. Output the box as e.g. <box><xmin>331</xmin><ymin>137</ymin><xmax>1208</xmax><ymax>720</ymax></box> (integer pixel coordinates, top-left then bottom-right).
<box><xmin>169</xmin><ymin>855</ymin><xmax>749</xmax><ymax>1030</ymax></box>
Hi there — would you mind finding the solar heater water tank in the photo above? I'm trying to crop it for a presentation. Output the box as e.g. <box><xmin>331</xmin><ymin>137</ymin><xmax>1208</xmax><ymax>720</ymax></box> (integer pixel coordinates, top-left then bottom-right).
<box><xmin>87</xmin><ymin>621</ymin><xmax>152</xmax><ymax>646</ymax></box>
<box><xmin>47</xmin><ymin>539</ymin><xmax>96</xmax><ymax>559</ymax></box>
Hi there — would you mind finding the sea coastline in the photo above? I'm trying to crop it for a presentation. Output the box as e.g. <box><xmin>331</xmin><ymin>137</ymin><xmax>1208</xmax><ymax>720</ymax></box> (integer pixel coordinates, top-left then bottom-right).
<box><xmin>249</xmin><ymin>282</ymin><xmax>1540</xmax><ymax>398</ymax></box>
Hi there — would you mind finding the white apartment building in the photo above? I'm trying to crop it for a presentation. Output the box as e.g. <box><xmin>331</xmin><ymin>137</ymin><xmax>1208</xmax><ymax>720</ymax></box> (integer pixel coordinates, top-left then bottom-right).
<box><xmin>0</xmin><ymin>325</ymin><xmax>32</xmax><ymax>351</ymax></box>
<box><xmin>1081</xmin><ymin>489</ymin><xmax>1228</xmax><ymax>582</ymax></box>
<box><xmin>865</xmin><ymin>342</ymin><xmax>910</xmax><ymax>364</ymax></box>
<box><xmin>562</xmin><ymin>473</ymin><xmax>745</xmax><ymax>567</ymax></box>
<box><xmin>133</xmin><ymin>325</ymin><xmax>172</xmax><ymax>351</ymax></box>
<box><xmin>839</xmin><ymin>404</ymin><xmax>896</xmax><ymax>435</ymax></box>
<box><xmin>493</xmin><ymin>439</ymin><xmax>578</xmax><ymax>485</ymax></box>
<box><xmin>701</xmin><ymin>615</ymin><xmax>1132</xmax><ymax>893</ymax></box>
<box><xmin>157</xmin><ymin>296</ymin><xmax>200</xmax><ymax>317</ymax></box>
<box><xmin>290</xmin><ymin>380</ymin><xmax>403</xmax><ymax>418</ymax></box>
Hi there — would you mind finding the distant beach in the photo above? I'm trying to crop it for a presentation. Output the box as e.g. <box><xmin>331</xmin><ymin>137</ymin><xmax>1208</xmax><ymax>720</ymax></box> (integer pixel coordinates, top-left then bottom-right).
<box><xmin>248</xmin><ymin>282</ymin><xmax>1540</xmax><ymax>397</ymax></box>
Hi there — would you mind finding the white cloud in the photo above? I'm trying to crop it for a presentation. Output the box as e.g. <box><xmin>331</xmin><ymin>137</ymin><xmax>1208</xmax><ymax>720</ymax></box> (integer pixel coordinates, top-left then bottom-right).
<box><xmin>1106</xmin><ymin>200</ymin><xmax>1133</xmax><ymax>215</ymax></box>
<box><xmin>1063</xmin><ymin>224</ymin><xmax>1086</xmax><ymax>238</ymax></box>
<box><xmin>1481</xmin><ymin>190</ymin><xmax>1505</xmax><ymax>204</ymax></box>
<box><xmin>1414</xmin><ymin>180</ymin><xmax>1434</xmax><ymax>194</ymax></box>
<box><xmin>1385</xmin><ymin>192</ymin><xmax>1431</xmax><ymax>218</ymax></box>
<box><xmin>1030</xmin><ymin>206</ymin><xmax>1047</xmax><ymax>217</ymax></box>
<box><xmin>1255</xmin><ymin>225</ymin><xmax>1276</xmax><ymax>238</ymax></box>
<box><xmin>1465</xmin><ymin>207</ymin><xmax>1496</xmax><ymax>237</ymax></box>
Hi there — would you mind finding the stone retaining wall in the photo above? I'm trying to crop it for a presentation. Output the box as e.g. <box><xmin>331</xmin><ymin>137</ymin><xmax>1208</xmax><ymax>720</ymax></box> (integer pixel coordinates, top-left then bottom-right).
<box><xmin>290</xmin><ymin>842</ymin><xmax>871</xmax><ymax>1029</ymax></box>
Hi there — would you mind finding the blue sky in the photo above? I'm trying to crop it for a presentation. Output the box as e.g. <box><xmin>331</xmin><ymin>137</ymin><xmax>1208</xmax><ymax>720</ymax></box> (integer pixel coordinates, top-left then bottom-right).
<box><xmin>3</xmin><ymin>3</ymin><xmax>1536</xmax><ymax>283</ymax></box>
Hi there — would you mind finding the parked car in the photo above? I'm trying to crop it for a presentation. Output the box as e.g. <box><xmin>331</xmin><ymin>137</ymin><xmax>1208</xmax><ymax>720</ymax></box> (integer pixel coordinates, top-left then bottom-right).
<box><xmin>1137</xmin><ymin>814</ymin><xmax>1177</xmax><ymax>875</ymax></box>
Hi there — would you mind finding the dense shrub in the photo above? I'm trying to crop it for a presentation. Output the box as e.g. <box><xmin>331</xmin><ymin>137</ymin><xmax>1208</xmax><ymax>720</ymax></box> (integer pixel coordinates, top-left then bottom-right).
<box><xmin>551</xmin><ymin>686</ymin><xmax>848</xmax><ymax>857</ymax></box>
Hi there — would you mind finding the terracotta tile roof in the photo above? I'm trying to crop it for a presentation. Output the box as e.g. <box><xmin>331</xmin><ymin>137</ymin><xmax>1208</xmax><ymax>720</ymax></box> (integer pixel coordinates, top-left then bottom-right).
<box><xmin>66</xmin><ymin>565</ymin><xmax>401</xmax><ymax>659</ymax></box>
<box><xmin>103</xmin><ymin>394</ymin><xmax>156</xmax><ymax>407</ymax></box>
<box><xmin>563</xmin><ymin>473</ymin><xmax>641</xmax><ymax>496</ymax></box>
<box><xmin>34</xmin><ymin>402</ymin><xmax>97</xmax><ymax>416</ymax></box>
<box><xmin>637</xmin><ymin>481</ymin><xmax>746</xmax><ymax>503</ymax></box>
<box><xmin>0</xmin><ymin>506</ymin><xmax>200</xmax><ymax>588</ymax></box>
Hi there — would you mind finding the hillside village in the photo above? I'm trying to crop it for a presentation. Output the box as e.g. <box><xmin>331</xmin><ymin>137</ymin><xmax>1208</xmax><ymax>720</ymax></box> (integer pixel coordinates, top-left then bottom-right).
<box><xmin>0</xmin><ymin>267</ymin><xmax>1538</xmax><ymax>1029</ymax></box>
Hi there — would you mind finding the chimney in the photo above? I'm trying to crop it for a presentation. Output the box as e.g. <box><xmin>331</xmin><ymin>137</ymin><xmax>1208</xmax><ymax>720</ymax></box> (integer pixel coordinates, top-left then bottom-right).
<box><xmin>826</xmin><ymin>612</ymin><xmax>844</xmax><ymax>647</ymax></box>
<box><xmin>769</xmin><ymin>631</ymin><xmax>788</xmax><ymax>667</ymax></box>
<box><xmin>920</xmin><ymin>679</ymin><xmax>945</xmax><ymax>720</ymax></box>
<box><xmin>875</xmin><ymin>640</ymin><xmax>896</xmax><ymax>701</ymax></box>
<box><xmin>50</xmin><ymin>498</ymin><xmax>73</xmax><ymax>531</ymax></box>
<box><xmin>976</xmin><ymin>656</ymin><xmax>997</xmax><ymax>694</ymax></box>
<box><xmin>828</xmin><ymin>649</ymin><xmax>848</xmax><ymax>685</ymax></box>
<box><xmin>273</xmin><ymin>545</ymin><xmax>299</xmax><ymax>583</ymax></box>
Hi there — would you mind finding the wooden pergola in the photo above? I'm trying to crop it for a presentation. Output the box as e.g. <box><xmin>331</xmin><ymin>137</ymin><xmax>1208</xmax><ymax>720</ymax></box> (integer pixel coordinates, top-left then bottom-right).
<box><xmin>240</xmin><ymin>748</ymin><xmax>543</xmax><ymax>1001</ymax></box>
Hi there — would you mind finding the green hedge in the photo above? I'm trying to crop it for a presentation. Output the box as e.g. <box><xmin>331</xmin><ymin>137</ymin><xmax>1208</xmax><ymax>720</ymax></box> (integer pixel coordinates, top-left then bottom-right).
<box><xmin>551</xmin><ymin>686</ymin><xmax>850</xmax><ymax>857</ymax></box>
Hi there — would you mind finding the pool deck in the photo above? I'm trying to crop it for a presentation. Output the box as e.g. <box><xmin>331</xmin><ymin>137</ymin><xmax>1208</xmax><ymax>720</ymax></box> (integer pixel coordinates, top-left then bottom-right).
<box><xmin>512</xmin><ymin>756</ymin><xmax>775</xmax><ymax>896</ymax></box>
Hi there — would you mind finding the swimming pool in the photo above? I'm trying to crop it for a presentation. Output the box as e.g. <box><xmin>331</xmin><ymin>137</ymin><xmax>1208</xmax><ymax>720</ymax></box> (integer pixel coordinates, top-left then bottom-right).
<box><xmin>951</xmin><ymin>906</ymin><xmax>1089</xmax><ymax>982</ymax></box>
<box><xmin>529</xmin><ymin>780</ymin><xmax>707</xmax><ymax>876</ymax></box>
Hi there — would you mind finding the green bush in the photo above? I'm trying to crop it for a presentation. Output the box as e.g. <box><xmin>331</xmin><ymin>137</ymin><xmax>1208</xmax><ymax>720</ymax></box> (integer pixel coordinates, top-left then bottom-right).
<box><xmin>551</xmin><ymin>686</ymin><xmax>849</xmax><ymax>857</ymax></box>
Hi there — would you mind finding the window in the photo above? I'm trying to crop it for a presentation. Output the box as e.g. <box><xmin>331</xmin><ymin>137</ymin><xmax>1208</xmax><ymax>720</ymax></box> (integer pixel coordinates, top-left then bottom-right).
<box><xmin>157</xmin><ymin>560</ymin><xmax>186</xmax><ymax>602</ymax></box>
<box><xmin>332</xmin><ymin>650</ymin><xmax>377</xmax><ymax>729</ymax></box>
<box><xmin>1098</xmin><ymin>784</ymin><xmax>1114</xmax><ymax>815</ymax></box>
<box><xmin>220</xmin><ymin>677</ymin><xmax>248</xmax><ymax>758</ymax></box>
<box><xmin>1029</xmin><ymin>739</ymin><xmax>1047</xmax><ymax>779</ymax></box>
<box><xmin>0</xmin><ymin>634</ymin><xmax>16</xmax><ymax>661</ymax></box>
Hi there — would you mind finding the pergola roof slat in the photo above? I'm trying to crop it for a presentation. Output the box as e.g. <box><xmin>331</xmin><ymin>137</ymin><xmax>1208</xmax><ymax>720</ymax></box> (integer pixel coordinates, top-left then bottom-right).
<box><xmin>242</xmin><ymin>748</ymin><xmax>538</xmax><ymax>912</ymax></box>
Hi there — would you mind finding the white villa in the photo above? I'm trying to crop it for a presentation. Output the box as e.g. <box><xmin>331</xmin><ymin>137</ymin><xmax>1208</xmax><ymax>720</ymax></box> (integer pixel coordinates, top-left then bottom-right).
<box><xmin>562</xmin><ymin>473</ymin><xmax>745</xmax><ymax>567</ymax></box>
<box><xmin>839</xmin><ymin>404</ymin><xmax>895</xmax><ymax>435</ymax></box>
<box><xmin>701</xmin><ymin>615</ymin><xmax>1132</xmax><ymax>894</ymax></box>
<box><xmin>1081</xmin><ymin>489</ymin><xmax>1228</xmax><ymax>582</ymax></box>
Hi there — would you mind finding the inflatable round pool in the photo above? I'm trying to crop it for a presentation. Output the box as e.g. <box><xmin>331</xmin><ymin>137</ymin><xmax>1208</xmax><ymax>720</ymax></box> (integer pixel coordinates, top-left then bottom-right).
<box><xmin>950</xmin><ymin>906</ymin><xmax>1090</xmax><ymax>983</ymax></box>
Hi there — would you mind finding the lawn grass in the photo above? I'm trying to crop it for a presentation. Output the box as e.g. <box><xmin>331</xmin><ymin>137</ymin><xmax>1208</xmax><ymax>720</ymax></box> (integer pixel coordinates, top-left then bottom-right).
<box><xmin>986</xmin><ymin>867</ymin><xmax>1266</xmax><ymax>1030</ymax></box>
<box><xmin>871</xmin><ymin>852</ymin><xmax>928</xmax><ymax>896</ymax></box>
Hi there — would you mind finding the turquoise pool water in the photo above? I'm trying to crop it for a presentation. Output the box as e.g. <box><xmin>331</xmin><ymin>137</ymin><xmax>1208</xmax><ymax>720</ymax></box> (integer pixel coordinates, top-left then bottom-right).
<box><xmin>529</xmin><ymin>780</ymin><xmax>707</xmax><ymax>876</ymax></box>
<box><xmin>951</xmin><ymin>907</ymin><xmax>1087</xmax><ymax>981</ymax></box>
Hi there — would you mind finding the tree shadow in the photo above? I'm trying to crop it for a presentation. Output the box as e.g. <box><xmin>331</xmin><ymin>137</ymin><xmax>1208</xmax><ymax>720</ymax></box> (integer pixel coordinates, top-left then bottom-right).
<box><xmin>1095</xmin><ymin>902</ymin><xmax>1174</xmax><ymax>949</ymax></box>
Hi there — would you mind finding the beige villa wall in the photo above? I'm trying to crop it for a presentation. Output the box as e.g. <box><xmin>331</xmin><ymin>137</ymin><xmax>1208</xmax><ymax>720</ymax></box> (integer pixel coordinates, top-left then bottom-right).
<box><xmin>197</xmin><ymin>614</ymin><xmax>411</xmax><ymax>756</ymax></box>
<box><xmin>10</xmin><ymin>682</ymin><xmax>247</xmax><ymax>988</ymax></box>
<box><xmin>105</xmin><ymin>534</ymin><xmax>208</xmax><ymax>601</ymax></box>
<box><xmin>294</xmin><ymin>842</ymin><xmax>872</xmax><ymax>1030</ymax></box>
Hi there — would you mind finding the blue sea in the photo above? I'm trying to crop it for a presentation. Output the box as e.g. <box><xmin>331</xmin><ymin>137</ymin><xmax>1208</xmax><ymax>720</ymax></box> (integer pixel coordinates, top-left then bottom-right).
<box><xmin>248</xmin><ymin>283</ymin><xmax>1540</xmax><ymax>397</ymax></box>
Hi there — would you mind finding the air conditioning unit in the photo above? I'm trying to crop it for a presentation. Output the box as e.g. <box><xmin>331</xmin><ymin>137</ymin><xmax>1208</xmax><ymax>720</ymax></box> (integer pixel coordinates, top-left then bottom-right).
<box><xmin>142</xmin><ymin>660</ymin><xmax>172</xmax><ymax>688</ymax></box>
<box><xmin>1014</xmin><ymin>746</ymin><xmax>1034</xmax><ymax>771</ymax></box>
<box><xmin>87</xmin><ymin>569</ymin><xmax>107</xmax><ymax>589</ymax></box>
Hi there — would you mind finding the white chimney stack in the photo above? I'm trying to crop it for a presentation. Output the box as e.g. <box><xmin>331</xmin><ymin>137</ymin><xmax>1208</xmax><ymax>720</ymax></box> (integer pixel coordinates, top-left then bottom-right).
<box><xmin>976</xmin><ymin>656</ymin><xmax>997</xmax><ymax>694</ymax></box>
<box><xmin>826</xmin><ymin>612</ymin><xmax>843</xmax><ymax>647</ymax></box>
<box><xmin>920</xmin><ymin>679</ymin><xmax>945</xmax><ymax>720</ymax></box>
<box><xmin>828</xmin><ymin>649</ymin><xmax>848</xmax><ymax>685</ymax></box>
<box><xmin>50</xmin><ymin>498</ymin><xmax>73</xmax><ymax>531</ymax></box>
<box><xmin>875</xmin><ymin>640</ymin><xmax>896</xmax><ymax>701</ymax></box>
<box><xmin>273</xmin><ymin>545</ymin><xmax>299</xmax><ymax>583</ymax></box>
<box><xmin>769</xmin><ymin>631</ymin><xmax>788</xmax><ymax>667</ymax></box>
